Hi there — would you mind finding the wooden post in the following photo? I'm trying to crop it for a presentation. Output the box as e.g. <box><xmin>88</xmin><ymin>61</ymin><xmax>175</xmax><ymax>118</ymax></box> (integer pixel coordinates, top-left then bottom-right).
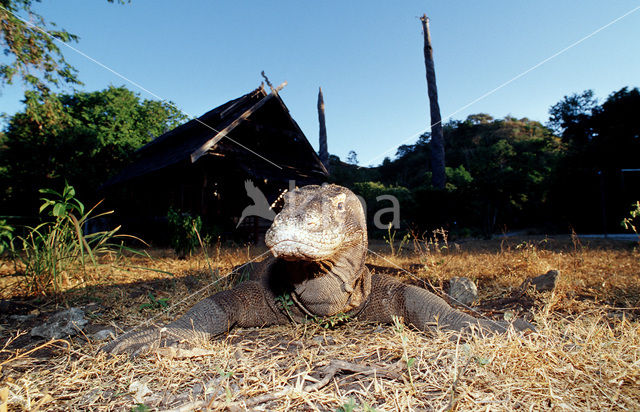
<box><xmin>421</xmin><ymin>14</ymin><xmax>446</xmax><ymax>189</ymax></box>
<box><xmin>317</xmin><ymin>87</ymin><xmax>330</xmax><ymax>173</ymax></box>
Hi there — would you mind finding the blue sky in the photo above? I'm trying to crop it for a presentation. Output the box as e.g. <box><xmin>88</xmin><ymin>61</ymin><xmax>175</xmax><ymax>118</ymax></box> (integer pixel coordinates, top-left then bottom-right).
<box><xmin>1</xmin><ymin>1</ymin><xmax>639</xmax><ymax>166</ymax></box>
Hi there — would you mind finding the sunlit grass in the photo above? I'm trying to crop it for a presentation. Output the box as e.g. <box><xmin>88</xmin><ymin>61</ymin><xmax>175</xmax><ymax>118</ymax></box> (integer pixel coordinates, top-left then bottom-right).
<box><xmin>0</xmin><ymin>235</ymin><xmax>638</xmax><ymax>410</ymax></box>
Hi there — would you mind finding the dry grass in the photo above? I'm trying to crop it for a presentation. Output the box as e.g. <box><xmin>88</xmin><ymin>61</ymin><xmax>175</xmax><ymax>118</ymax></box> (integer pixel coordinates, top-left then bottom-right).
<box><xmin>1</xmin><ymin>236</ymin><xmax>639</xmax><ymax>411</ymax></box>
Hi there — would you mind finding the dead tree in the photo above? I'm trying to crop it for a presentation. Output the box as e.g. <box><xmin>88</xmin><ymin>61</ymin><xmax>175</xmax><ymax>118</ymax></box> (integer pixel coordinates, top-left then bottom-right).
<box><xmin>421</xmin><ymin>14</ymin><xmax>445</xmax><ymax>189</ymax></box>
<box><xmin>317</xmin><ymin>87</ymin><xmax>330</xmax><ymax>173</ymax></box>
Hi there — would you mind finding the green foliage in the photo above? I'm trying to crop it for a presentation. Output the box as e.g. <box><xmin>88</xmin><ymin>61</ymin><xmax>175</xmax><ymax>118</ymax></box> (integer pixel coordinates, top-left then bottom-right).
<box><xmin>39</xmin><ymin>183</ymin><xmax>84</xmax><ymax>218</ymax></box>
<box><xmin>328</xmin><ymin>155</ymin><xmax>379</xmax><ymax>187</ymax></box>
<box><xmin>444</xmin><ymin>165</ymin><xmax>473</xmax><ymax>192</ymax></box>
<box><xmin>346</xmin><ymin>150</ymin><xmax>359</xmax><ymax>165</ymax></box>
<box><xmin>332</xmin><ymin>89</ymin><xmax>637</xmax><ymax>235</ymax></box>
<box><xmin>167</xmin><ymin>207</ymin><xmax>204</xmax><ymax>257</ymax></box>
<box><xmin>337</xmin><ymin>399</ymin><xmax>378</xmax><ymax>412</ymax></box>
<box><xmin>622</xmin><ymin>201</ymin><xmax>640</xmax><ymax>242</ymax></box>
<box><xmin>352</xmin><ymin>181</ymin><xmax>414</xmax><ymax>231</ymax></box>
<box><xmin>0</xmin><ymin>0</ymin><xmax>80</xmax><ymax>91</ymax></box>
<box><xmin>365</xmin><ymin>114</ymin><xmax>563</xmax><ymax>234</ymax></box>
<box><xmin>0</xmin><ymin>87</ymin><xmax>186</xmax><ymax>215</ymax></box>
<box><xmin>330</xmin><ymin>113</ymin><xmax>565</xmax><ymax>235</ymax></box>
<box><xmin>313</xmin><ymin>312</ymin><xmax>351</xmax><ymax>329</ymax></box>
<box><xmin>461</xmin><ymin>343</ymin><xmax>492</xmax><ymax>368</ymax></box>
<box><xmin>0</xmin><ymin>0</ymin><xmax>128</xmax><ymax>92</ymax></box>
<box><xmin>130</xmin><ymin>404</ymin><xmax>151</xmax><ymax>412</ymax></box>
<box><xmin>275</xmin><ymin>292</ymin><xmax>295</xmax><ymax>322</ymax></box>
<box><xmin>275</xmin><ymin>292</ymin><xmax>294</xmax><ymax>309</ymax></box>
<box><xmin>445</xmin><ymin>115</ymin><xmax>562</xmax><ymax>227</ymax></box>
<box><xmin>338</xmin><ymin>398</ymin><xmax>356</xmax><ymax>412</ymax></box>
<box><xmin>551</xmin><ymin>87</ymin><xmax>640</xmax><ymax>169</ymax></box>
<box><xmin>215</xmin><ymin>366</ymin><xmax>235</xmax><ymax>402</ymax></box>
<box><xmin>384</xmin><ymin>223</ymin><xmax>410</xmax><ymax>257</ymax></box>
<box><xmin>362</xmin><ymin>402</ymin><xmax>379</xmax><ymax>412</ymax></box>
<box><xmin>548</xmin><ymin>90</ymin><xmax>597</xmax><ymax>138</ymax></box>
<box><xmin>352</xmin><ymin>181</ymin><xmax>412</xmax><ymax>202</ymax></box>
<box><xmin>0</xmin><ymin>219</ymin><xmax>14</xmax><ymax>254</ymax></box>
<box><xmin>392</xmin><ymin>316</ymin><xmax>416</xmax><ymax>390</ymax></box>
<box><xmin>139</xmin><ymin>292</ymin><xmax>170</xmax><ymax>310</ymax></box>
<box><xmin>10</xmin><ymin>182</ymin><xmax>126</xmax><ymax>295</ymax></box>
<box><xmin>276</xmin><ymin>291</ymin><xmax>352</xmax><ymax>328</ymax></box>
<box><xmin>549</xmin><ymin>87</ymin><xmax>640</xmax><ymax>232</ymax></box>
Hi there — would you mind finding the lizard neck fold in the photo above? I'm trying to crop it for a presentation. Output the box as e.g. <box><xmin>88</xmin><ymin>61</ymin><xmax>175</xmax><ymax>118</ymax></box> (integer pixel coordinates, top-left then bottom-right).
<box><xmin>273</xmin><ymin>235</ymin><xmax>370</xmax><ymax>318</ymax></box>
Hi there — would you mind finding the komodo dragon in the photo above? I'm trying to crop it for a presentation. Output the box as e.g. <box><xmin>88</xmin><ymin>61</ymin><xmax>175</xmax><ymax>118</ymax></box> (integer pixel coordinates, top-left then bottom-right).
<box><xmin>103</xmin><ymin>184</ymin><xmax>532</xmax><ymax>355</ymax></box>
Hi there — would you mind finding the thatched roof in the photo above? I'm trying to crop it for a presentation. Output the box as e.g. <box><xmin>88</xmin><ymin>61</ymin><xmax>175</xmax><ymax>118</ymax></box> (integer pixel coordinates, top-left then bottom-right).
<box><xmin>104</xmin><ymin>85</ymin><xmax>328</xmax><ymax>187</ymax></box>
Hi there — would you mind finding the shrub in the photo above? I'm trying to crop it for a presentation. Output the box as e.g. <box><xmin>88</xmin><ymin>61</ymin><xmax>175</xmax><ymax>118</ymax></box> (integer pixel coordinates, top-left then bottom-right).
<box><xmin>167</xmin><ymin>207</ymin><xmax>204</xmax><ymax>258</ymax></box>
<box><xmin>621</xmin><ymin>200</ymin><xmax>640</xmax><ymax>243</ymax></box>
<box><xmin>352</xmin><ymin>181</ymin><xmax>414</xmax><ymax>234</ymax></box>
<box><xmin>10</xmin><ymin>182</ymin><xmax>126</xmax><ymax>295</ymax></box>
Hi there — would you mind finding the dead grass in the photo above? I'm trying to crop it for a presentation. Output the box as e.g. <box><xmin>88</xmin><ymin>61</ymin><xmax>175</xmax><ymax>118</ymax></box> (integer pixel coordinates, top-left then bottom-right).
<box><xmin>1</xmin><ymin>235</ymin><xmax>639</xmax><ymax>411</ymax></box>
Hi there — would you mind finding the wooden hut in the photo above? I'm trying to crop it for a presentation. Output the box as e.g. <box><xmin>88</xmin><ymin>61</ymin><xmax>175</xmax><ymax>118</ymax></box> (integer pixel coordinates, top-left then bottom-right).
<box><xmin>102</xmin><ymin>85</ymin><xmax>328</xmax><ymax>242</ymax></box>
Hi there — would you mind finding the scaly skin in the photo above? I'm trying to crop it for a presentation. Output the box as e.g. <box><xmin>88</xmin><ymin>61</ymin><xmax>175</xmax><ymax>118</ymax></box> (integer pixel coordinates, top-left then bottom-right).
<box><xmin>102</xmin><ymin>184</ymin><xmax>533</xmax><ymax>356</ymax></box>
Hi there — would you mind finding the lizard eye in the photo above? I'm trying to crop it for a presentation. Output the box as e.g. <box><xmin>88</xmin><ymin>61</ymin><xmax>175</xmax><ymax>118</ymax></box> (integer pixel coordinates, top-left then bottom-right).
<box><xmin>337</xmin><ymin>202</ymin><xmax>345</xmax><ymax>211</ymax></box>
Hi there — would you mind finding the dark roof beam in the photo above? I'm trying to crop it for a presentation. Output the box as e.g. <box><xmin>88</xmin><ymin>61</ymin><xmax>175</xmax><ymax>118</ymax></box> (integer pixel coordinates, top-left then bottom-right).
<box><xmin>190</xmin><ymin>82</ymin><xmax>288</xmax><ymax>163</ymax></box>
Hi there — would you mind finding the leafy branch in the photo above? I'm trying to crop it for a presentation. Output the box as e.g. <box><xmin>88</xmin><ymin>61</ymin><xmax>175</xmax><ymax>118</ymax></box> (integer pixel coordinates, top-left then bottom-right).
<box><xmin>0</xmin><ymin>0</ymin><xmax>129</xmax><ymax>92</ymax></box>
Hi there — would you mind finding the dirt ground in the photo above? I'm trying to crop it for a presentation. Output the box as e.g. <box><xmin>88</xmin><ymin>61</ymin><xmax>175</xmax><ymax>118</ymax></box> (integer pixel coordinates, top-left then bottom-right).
<box><xmin>1</xmin><ymin>235</ymin><xmax>639</xmax><ymax>411</ymax></box>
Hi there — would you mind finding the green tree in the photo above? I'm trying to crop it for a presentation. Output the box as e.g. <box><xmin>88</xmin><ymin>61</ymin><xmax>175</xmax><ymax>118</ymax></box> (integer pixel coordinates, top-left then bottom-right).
<box><xmin>0</xmin><ymin>86</ymin><xmax>186</xmax><ymax>215</ymax></box>
<box><xmin>549</xmin><ymin>87</ymin><xmax>640</xmax><ymax>231</ymax></box>
<box><xmin>547</xmin><ymin>89</ymin><xmax>597</xmax><ymax>140</ymax></box>
<box><xmin>374</xmin><ymin>114</ymin><xmax>562</xmax><ymax>234</ymax></box>
<box><xmin>352</xmin><ymin>181</ymin><xmax>414</xmax><ymax>232</ymax></box>
<box><xmin>549</xmin><ymin>87</ymin><xmax>640</xmax><ymax>169</ymax></box>
<box><xmin>0</xmin><ymin>0</ymin><xmax>127</xmax><ymax>92</ymax></box>
<box><xmin>346</xmin><ymin>150</ymin><xmax>359</xmax><ymax>165</ymax></box>
<box><xmin>328</xmin><ymin>154</ymin><xmax>379</xmax><ymax>188</ymax></box>
<box><xmin>588</xmin><ymin>87</ymin><xmax>640</xmax><ymax>171</ymax></box>
<box><xmin>444</xmin><ymin>115</ymin><xmax>563</xmax><ymax>233</ymax></box>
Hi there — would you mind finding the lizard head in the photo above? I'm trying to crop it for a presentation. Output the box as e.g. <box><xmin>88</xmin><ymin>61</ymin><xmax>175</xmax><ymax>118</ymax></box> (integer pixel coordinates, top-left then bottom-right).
<box><xmin>265</xmin><ymin>184</ymin><xmax>367</xmax><ymax>261</ymax></box>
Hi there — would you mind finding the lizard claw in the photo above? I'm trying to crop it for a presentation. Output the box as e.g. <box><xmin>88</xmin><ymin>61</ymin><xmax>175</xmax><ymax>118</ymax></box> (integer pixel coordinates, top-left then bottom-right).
<box><xmin>101</xmin><ymin>327</ymin><xmax>177</xmax><ymax>357</ymax></box>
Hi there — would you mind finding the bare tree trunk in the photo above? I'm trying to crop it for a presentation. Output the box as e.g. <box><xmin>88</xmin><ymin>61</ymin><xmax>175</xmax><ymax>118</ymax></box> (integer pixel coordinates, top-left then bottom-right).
<box><xmin>317</xmin><ymin>87</ymin><xmax>330</xmax><ymax>173</ymax></box>
<box><xmin>421</xmin><ymin>14</ymin><xmax>445</xmax><ymax>189</ymax></box>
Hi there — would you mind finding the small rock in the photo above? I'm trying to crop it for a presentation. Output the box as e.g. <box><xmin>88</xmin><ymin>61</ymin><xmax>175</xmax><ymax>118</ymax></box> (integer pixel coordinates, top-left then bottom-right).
<box><xmin>129</xmin><ymin>380</ymin><xmax>152</xmax><ymax>403</ymax></box>
<box><xmin>522</xmin><ymin>270</ymin><xmax>558</xmax><ymax>292</ymax></box>
<box><xmin>191</xmin><ymin>383</ymin><xmax>204</xmax><ymax>396</ymax></box>
<box><xmin>503</xmin><ymin>311</ymin><xmax>515</xmax><ymax>321</ymax></box>
<box><xmin>80</xmin><ymin>388</ymin><xmax>102</xmax><ymax>405</ymax></box>
<box><xmin>449</xmin><ymin>277</ymin><xmax>478</xmax><ymax>306</ymax></box>
<box><xmin>92</xmin><ymin>329</ymin><xmax>115</xmax><ymax>341</ymax></box>
<box><xmin>312</xmin><ymin>335</ymin><xmax>336</xmax><ymax>345</ymax></box>
<box><xmin>607</xmin><ymin>311</ymin><xmax>624</xmax><ymax>321</ymax></box>
<box><xmin>30</xmin><ymin>307</ymin><xmax>88</xmax><ymax>339</ymax></box>
<box><xmin>9</xmin><ymin>314</ymin><xmax>35</xmax><ymax>322</ymax></box>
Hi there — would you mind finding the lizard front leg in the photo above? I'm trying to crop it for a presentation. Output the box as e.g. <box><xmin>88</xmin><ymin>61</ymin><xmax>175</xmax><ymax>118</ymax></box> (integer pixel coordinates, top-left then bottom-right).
<box><xmin>360</xmin><ymin>274</ymin><xmax>533</xmax><ymax>334</ymax></box>
<box><xmin>102</xmin><ymin>280</ymin><xmax>285</xmax><ymax>356</ymax></box>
